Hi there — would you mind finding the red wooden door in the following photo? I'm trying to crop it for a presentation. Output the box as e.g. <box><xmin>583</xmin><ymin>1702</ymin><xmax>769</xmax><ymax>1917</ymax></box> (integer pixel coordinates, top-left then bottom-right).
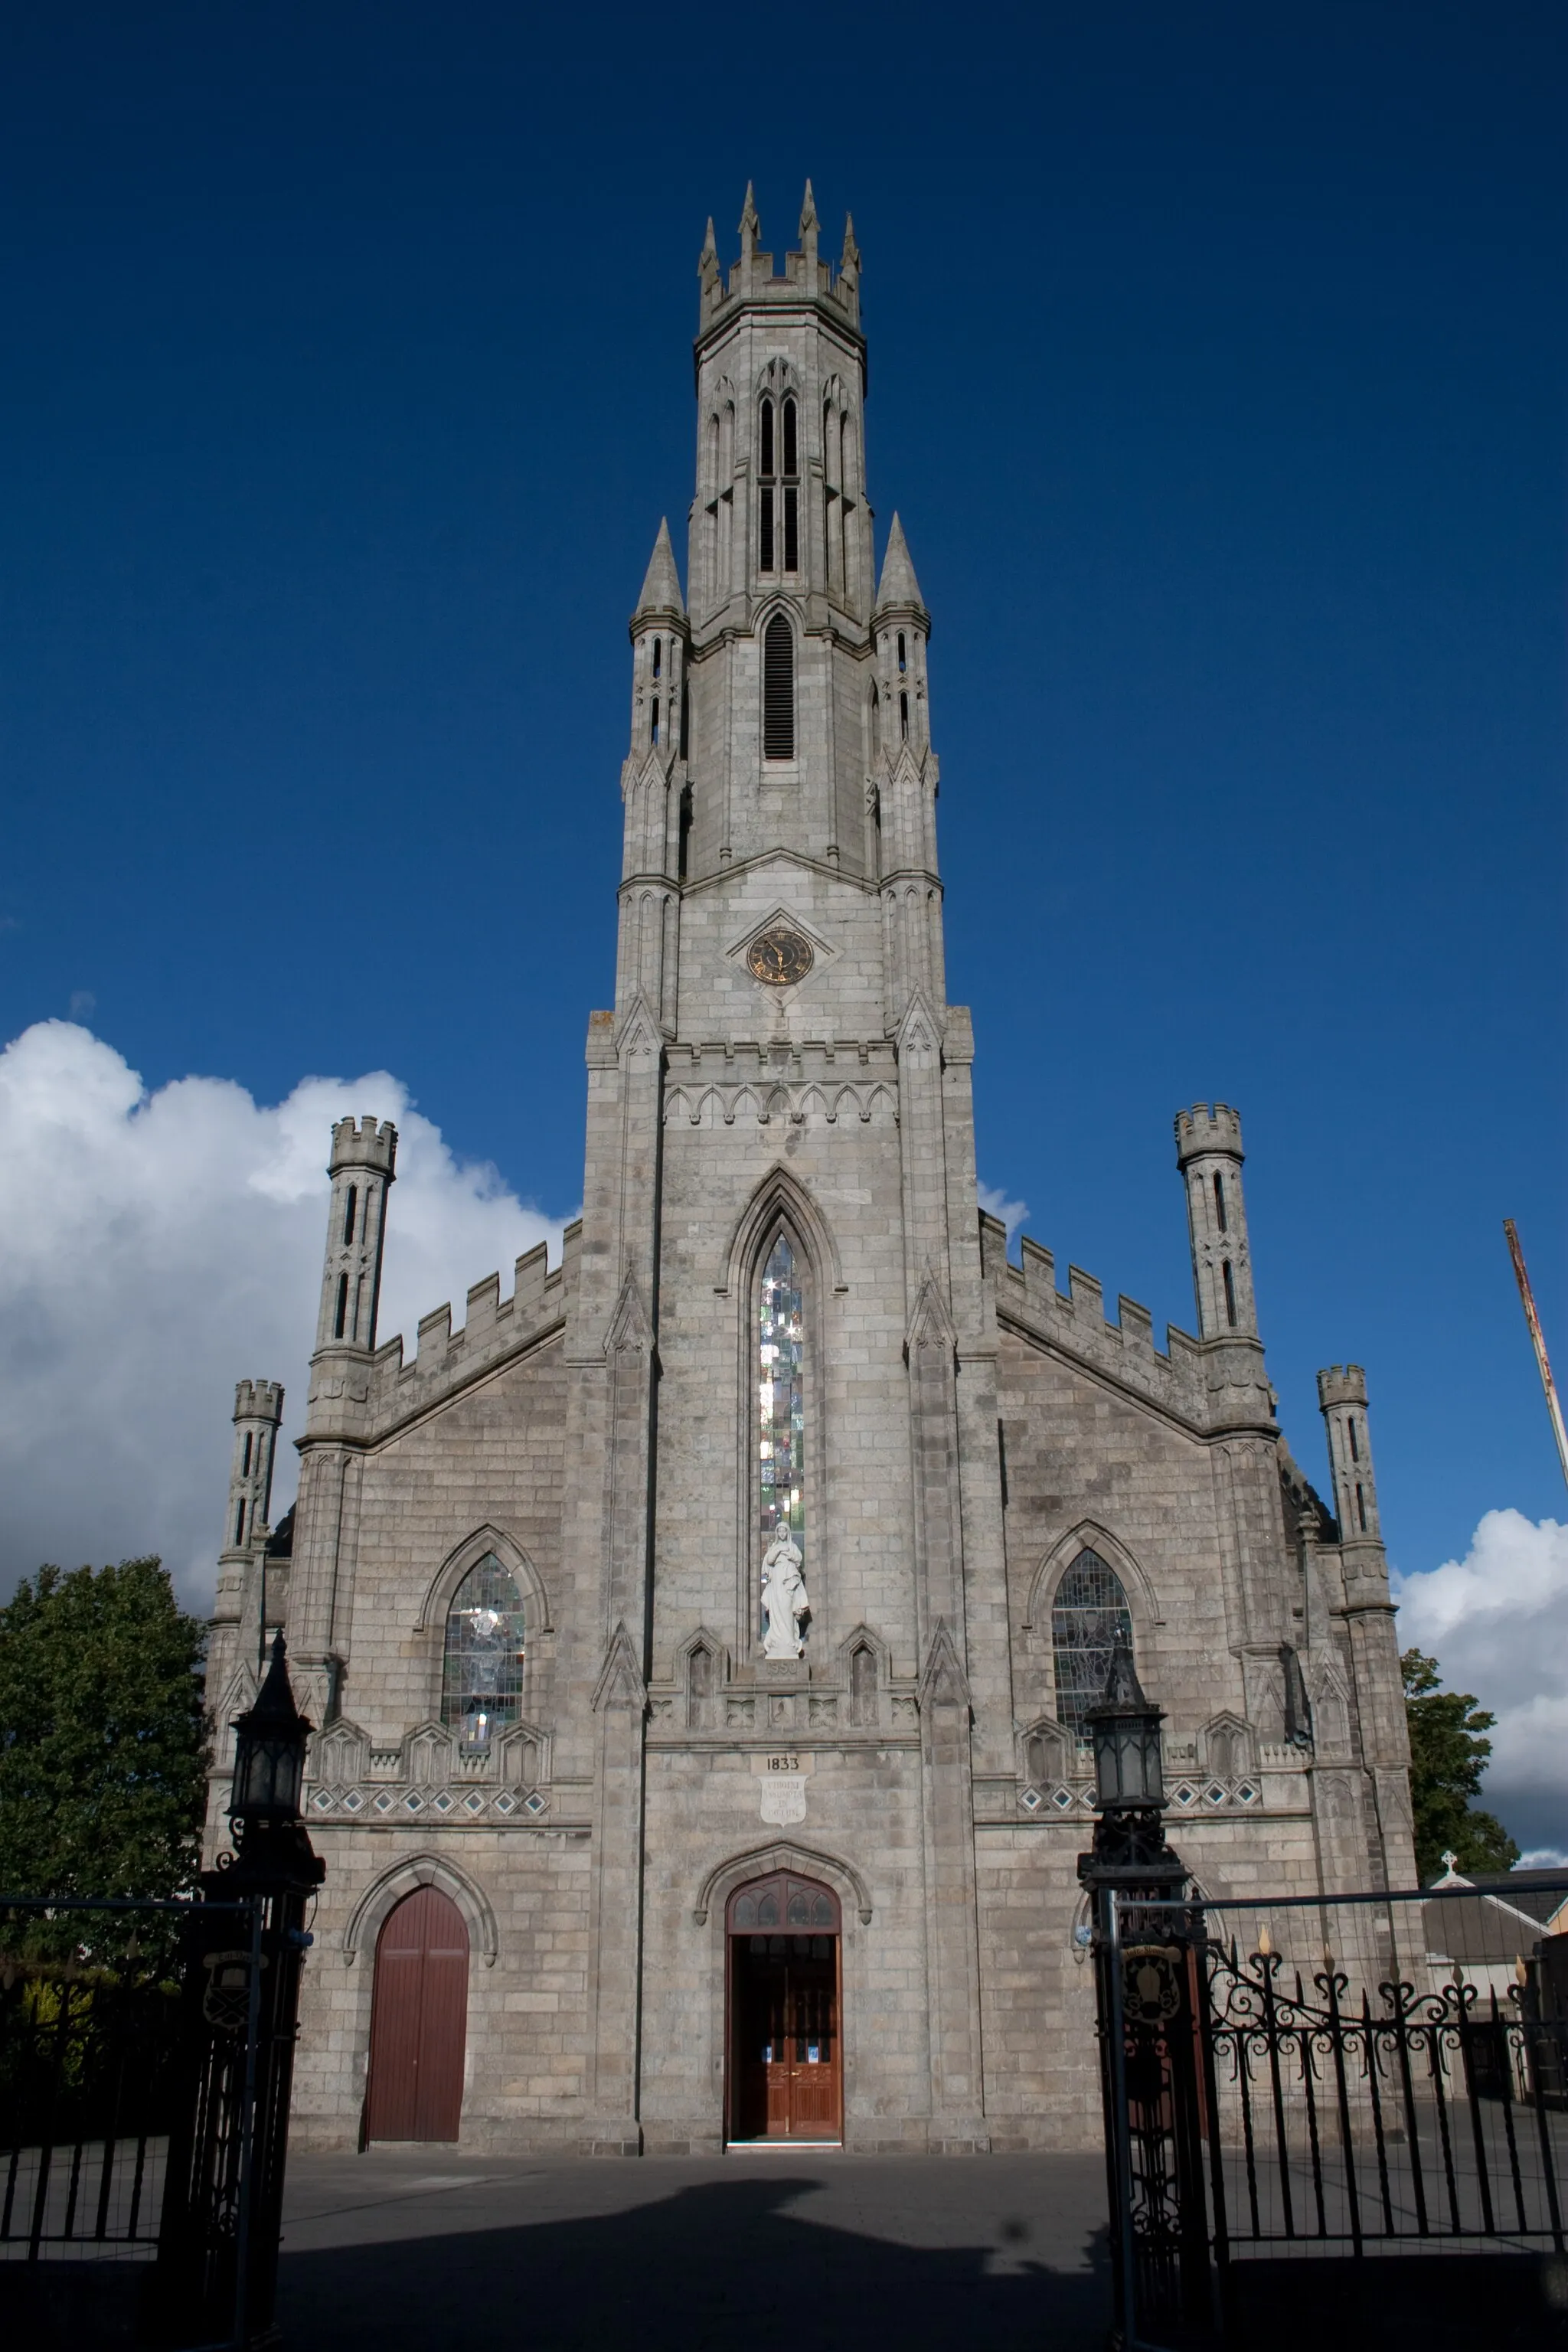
<box><xmin>364</xmin><ymin>1886</ymin><xmax>469</xmax><ymax>2142</ymax></box>
<box><xmin>727</xmin><ymin>1872</ymin><xmax>842</xmax><ymax>2143</ymax></box>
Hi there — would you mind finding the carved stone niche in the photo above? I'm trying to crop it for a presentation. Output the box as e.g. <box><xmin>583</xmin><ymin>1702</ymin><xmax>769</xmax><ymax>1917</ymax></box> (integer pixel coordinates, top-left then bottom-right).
<box><xmin>1200</xmin><ymin>1713</ymin><xmax>1255</xmax><ymax>1782</ymax></box>
<box><xmin>847</xmin><ymin>1642</ymin><xmax>879</xmax><ymax>1729</ymax></box>
<box><xmin>497</xmin><ymin>1721</ymin><xmax>545</xmax><ymax>1792</ymax></box>
<box><xmin>681</xmin><ymin>1636</ymin><xmax>724</xmax><ymax>1731</ymax></box>
<box><xmin>312</xmin><ymin>1718</ymin><xmax>370</xmax><ymax>1788</ymax></box>
<box><xmin>403</xmin><ymin>1722</ymin><xmax>454</xmax><ymax>1788</ymax></box>
<box><xmin>1021</xmin><ymin>1717</ymin><xmax>1073</xmax><ymax>1788</ymax></box>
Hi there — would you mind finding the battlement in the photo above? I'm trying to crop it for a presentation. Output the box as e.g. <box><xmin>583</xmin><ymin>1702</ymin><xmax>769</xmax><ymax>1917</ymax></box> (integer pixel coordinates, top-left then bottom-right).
<box><xmin>1317</xmin><ymin>1364</ymin><xmax>1368</xmax><ymax>1410</ymax></box>
<box><xmin>1174</xmin><ymin>1102</ymin><xmax>1244</xmax><ymax>1168</ymax></box>
<box><xmin>697</xmin><ymin>182</ymin><xmax>862</xmax><ymax>343</ymax></box>
<box><xmin>233</xmin><ymin>1378</ymin><xmax>284</xmax><ymax>1424</ymax></box>
<box><xmin>365</xmin><ymin>1220</ymin><xmax>582</xmax><ymax>1424</ymax></box>
<box><xmin>328</xmin><ymin>1116</ymin><xmax>398</xmax><ymax>1178</ymax></box>
<box><xmin>981</xmin><ymin>1214</ymin><xmax>1213</xmax><ymax>1423</ymax></box>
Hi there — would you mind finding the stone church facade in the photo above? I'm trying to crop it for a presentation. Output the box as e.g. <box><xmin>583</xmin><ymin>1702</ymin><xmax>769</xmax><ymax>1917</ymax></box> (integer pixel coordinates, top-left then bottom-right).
<box><xmin>205</xmin><ymin>189</ymin><xmax>1415</xmax><ymax>2154</ymax></box>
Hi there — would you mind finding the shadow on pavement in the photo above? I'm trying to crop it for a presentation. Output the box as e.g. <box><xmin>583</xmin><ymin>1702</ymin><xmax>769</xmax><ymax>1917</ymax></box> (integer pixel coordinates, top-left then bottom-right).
<box><xmin>276</xmin><ymin>2169</ymin><xmax>1111</xmax><ymax>2352</ymax></box>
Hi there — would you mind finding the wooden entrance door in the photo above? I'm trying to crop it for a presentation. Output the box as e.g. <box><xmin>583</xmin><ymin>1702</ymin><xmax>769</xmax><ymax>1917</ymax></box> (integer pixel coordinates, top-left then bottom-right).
<box><xmin>364</xmin><ymin>1885</ymin><xmax>469</xmax><ymax>2142</ymax></box>
<box><xmin>727</xmin><ymin>1872</ymin><xmax>842</xmax><ymax>2142</ymax></box>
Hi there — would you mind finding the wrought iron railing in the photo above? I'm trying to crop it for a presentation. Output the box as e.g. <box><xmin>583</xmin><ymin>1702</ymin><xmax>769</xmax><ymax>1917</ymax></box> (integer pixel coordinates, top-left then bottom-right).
<box><xmin>1203</xmin><ymin>1942</ymin><xmax>1568</xmax><ymax>2258</ymax></box>
<box><xmin>1090</xmin><ymin>1880</ymin><xmax>1568</xmax><ymax>2348</ymax></box>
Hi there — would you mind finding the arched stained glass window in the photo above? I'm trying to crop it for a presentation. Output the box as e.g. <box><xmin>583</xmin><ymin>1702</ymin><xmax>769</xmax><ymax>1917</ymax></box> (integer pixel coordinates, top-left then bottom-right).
<box><xmin>757</xmin><ymin>1232</ymin><xmax>805</xmax><ymax>1614</ymax></box>
<box><xmin>441</xmin><ymin>1553</ymin><xmax>526</xmax><ymax>1751</ymax></box>
<box><xmin>1050</xmin><ymin>1549</ymin><xmax>1133</xmax><ymax>1736</ymax></box>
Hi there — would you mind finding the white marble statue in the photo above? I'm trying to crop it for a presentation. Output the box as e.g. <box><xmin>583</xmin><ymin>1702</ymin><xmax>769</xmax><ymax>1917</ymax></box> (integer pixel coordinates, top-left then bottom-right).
<box><xmin>760</xmin><ymin>1530</ymin><xmax>809</xmax><ymax>1659</ymax></box>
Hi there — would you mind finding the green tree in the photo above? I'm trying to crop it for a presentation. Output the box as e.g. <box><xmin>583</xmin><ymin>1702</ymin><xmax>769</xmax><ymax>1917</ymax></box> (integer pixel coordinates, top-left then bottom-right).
<box><xmin>1402</xmin><ymin>1647</ymin><xmax>1521</xmax><ymax>1882</ymax></box>
<box><xmin>0</xmin><ymin>1559</ymin><xmax>209</xmax><ymax>1905</ymax></box>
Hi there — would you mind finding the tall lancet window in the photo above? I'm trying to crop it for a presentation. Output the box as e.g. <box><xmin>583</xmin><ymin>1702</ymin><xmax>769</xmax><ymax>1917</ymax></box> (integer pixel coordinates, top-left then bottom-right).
<box><xmin>757</xmin><ymin>395</ymin><xmax>799</xmax><ymax>576</ymax></box>
<box><xmin>757</xmin><ymin>1234</ymin><xmax>805</xmax><ymax>1644</ymax></box>
<box><xmin>442</xmin><ymin>1553</ymin><xmax>526</xmax><ymax>1751</ymax></box>
<box><xmin>1050</xmin><ymin>1550</ymin><xmax>1133</xmax><ymax>1738</ymax></box>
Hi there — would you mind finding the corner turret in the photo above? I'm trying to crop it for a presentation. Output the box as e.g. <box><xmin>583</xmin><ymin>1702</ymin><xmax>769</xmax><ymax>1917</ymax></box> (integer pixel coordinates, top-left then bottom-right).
<box><xmin>1317</xmin><ymin>1364</ymin><xmax>1381</xmax><ymax>1550</ymax></box>
<box><xmin>619</xmin><ymin>523</ymin><xmax>688</xmax><ymax>1021</ymax></box>
<box><xmin>222</xmin><ymin>1378</ymin><xmax>284</xmax><ymax>1557</ymax></box>
<box><xmin>1174</xmin><ymin>1103</ymin><xmax>1257</xmax><ymax>1340</ymax></box>
<box><xmin>874</xmin><ymin>514</ymin><xmax>933</xmax><ymax>766</ymax></box>
<box><xmin>313</xmin><ymin>1117</ymin><xmax>397</xmax><ymax>1359</ymax></box>
<box><xmin>626</xmin><ymin>519</ymin><xmax>687</xmax><ymax>775</ymax></box>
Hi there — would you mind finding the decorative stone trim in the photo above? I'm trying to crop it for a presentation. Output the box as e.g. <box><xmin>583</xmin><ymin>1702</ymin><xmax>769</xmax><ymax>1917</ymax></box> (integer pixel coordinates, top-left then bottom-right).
<box><xmin>341</xmin><ymin>1851</ymin><xmax>501</xmax><ymax>1969</ymax></box>
<box><xmin>692</xmin><ymin>1838</ymin><xmax>873</xmax><ymax>1927</ymax></box>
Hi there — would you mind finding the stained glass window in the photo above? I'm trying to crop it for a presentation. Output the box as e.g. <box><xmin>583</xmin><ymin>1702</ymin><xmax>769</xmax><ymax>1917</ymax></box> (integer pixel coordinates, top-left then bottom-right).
<box><xmin>757</xmin><ymin>1233</ymin><xmax>805</xmax><ymax>1625</ymax></box>
<box><xmin>1050</xmin><ymin>1550</ymin><xmax>1133</xmax><ymax>1736</ymax></box>
<box><xmin>441</xmin><ymin>1553</ymin><xmax>525</xmax><ymax>1750</ymax></box>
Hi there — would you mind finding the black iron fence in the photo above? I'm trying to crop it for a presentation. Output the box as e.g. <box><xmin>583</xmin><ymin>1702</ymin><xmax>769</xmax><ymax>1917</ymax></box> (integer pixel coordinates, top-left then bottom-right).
<box><xmin>1093</xmin><ymin>1880</ymin><xmax>1568</xmax><ymax>2349</ymax></box>
<box><xmin>1</xmin><ymin>1895</ymin><xmax>242</xmax><ymax>2275</ymax></box>
<box><xmin>1</xmin><ymin>1857</ymin><xmax>316</xmax><ymax>2348</ymax></box>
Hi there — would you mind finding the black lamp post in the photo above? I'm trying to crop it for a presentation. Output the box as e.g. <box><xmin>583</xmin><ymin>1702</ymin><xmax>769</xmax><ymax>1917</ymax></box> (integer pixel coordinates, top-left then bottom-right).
<box><xmin>1075</xmin><ymin>1638</ymin><xmax>1210</xmax><ymax>2342</ymax></box>
<box><xmin>156</xmin><ymin>1629</ymin><xmax>325</xmax><ymax>2345</ymax></box>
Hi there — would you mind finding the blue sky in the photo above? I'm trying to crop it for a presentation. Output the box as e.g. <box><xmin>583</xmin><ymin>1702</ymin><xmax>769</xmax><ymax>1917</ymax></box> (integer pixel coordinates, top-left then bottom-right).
<box><xmin>2</xmin><ymin>6</ymin><xmax>1563</xmax><ymax>1832</ymax></box>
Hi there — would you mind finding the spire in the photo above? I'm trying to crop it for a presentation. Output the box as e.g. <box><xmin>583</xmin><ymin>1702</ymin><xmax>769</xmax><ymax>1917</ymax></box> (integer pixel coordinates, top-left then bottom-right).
<box><xmin>697</xmin><ymin>214</ymin><xmax>719</xmax><ymax>298</ymax></box>
<box><xmin>633</xmin><ymin>518</ymin><xmax>684</xmax><ymax>623</ymax></box>
<box><xmin>841</xmin><ymin>211</ymin><xmax>861</xmax><ymax>275</ymax></box>
<box><xmin>799</xmin><ymin>179</ymin><xmax>819</xmax><ymax>274</ymax></box>
<box><xmin>739</xmin><ymin>181</ymin><xmax>760</xmax><ymax>255</ymax></box>
<box><xmin>875</xmin><ymin>513</ymin><xmax>927</xmax><ymax>617</ymax></box>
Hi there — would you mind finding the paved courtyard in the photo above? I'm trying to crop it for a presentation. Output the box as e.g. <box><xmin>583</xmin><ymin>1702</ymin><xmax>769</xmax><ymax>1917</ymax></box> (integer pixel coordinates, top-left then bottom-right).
<box><xmin>276</xmin><ymin>2148</ymin><xmax>1112</xmax><ymax>2351</ymax></box>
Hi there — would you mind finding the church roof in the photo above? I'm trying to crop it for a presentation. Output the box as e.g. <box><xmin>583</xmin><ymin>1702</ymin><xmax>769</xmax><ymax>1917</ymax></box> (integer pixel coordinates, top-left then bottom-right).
<box><xmin>633</xmin><ymin>518</ymin><xmax>684</xmax><ymax>622</ymax></box>
<box><xmin>874</xmin><ymin>513</ymin><xmax>926</xmax><ymax>618</ymax></box>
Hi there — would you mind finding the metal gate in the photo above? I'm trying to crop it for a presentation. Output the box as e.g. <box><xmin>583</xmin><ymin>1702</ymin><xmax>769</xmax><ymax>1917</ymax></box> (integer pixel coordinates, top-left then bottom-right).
<box><xmin>2</xmin><ymin>1868</ymin><xmax>318</xmax><ymax>2345</ymax></box>
<box><xmin>1095</xmin><ymin>1881</ymin><xmax>1568</xmax><ymax>2349</ymax></box>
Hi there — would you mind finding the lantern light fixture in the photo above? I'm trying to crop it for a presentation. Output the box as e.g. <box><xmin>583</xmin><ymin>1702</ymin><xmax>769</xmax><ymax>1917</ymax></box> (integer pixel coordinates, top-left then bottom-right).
<box><xmin>229</xmin><ymin>1630</ymin><xmax>312</xmax><ymax>1838</ymax></box>
<box><xmin>1083</xmin><ymin>1636</ymin><xmax>1166</xmax><ymax>1815</ymax></box>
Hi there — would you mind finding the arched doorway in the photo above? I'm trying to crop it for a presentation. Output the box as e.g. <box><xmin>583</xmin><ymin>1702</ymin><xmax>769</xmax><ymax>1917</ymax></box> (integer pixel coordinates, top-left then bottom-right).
<box><xmin>364</xmin><ymin>1884</ymin><xmax>470</xmax><ymax>2143</ymax></box>
<box><xmin>726</xmin><ymin>1870</ymin><xmax>841</xmax><ymax>2145</ymax></box>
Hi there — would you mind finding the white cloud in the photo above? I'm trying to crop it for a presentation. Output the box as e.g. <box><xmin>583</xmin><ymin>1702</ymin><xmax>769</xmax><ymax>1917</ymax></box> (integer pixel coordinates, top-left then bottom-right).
<box><xmin>978</xmin><ymin>1181</ymin><xmax>1028</xmax><ymax>1243</ymax></box>
<box><xmin>0</xmin><ymin>1021</ymin><xmax>569</xmax><ymax>1610</ymax></box>
<box><xmin>1394</xmin><ymin>1510</ymin><xmax>1568</xmax><ymax>1830</ymax></box>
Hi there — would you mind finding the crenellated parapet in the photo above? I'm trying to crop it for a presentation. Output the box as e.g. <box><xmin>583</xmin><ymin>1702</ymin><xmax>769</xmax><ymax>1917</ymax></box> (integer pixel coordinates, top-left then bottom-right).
<box><xmin>363</xmin><ymin>1220</ymin><xmax>580</xmax><ymax>1426</ymax></box>
<box><xmin>1174</xmin><ymin>1102</ymin><xmax>1243</xmax><ymax>1168</ymax></box>
<box><xmin>329</xmin><ymin>1115</ymin><xmax>397</xmax><ymax>1178</ymax></box>
<box><xmin>982</xmin><ymin>1213</ymin><xmax>1213</xmax><ymax>1423</ymax></box>
<box><xmin>234</xmin><ymin>1377</ymin><xmax>284</xmax><ymax>1424</ymax></box>
<box><xmin>697</xmin><ymin>181</ymin><xmax>862</xmax><ymax>341</ymax></box>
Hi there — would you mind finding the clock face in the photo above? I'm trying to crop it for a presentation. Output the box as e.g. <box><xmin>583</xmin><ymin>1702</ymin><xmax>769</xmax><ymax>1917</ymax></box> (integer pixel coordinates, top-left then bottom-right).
<box><xmin>746</xmin><ymin>926</ymin><xmax>815</xmax><ymax>987</ymax></box>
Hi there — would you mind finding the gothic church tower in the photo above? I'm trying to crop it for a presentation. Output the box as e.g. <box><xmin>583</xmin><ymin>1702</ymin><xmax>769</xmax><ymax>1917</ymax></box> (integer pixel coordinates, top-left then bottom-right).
<box><xmin>571</xmin><ymin>182</ymin><xmax>999</xmax><ymax>2149</ymax></box>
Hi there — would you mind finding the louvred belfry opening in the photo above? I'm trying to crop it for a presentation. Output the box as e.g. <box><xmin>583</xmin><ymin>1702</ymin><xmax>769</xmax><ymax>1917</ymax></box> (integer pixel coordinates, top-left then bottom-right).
<box><xmin>763</xmin><ymin>614</ymin><xmax>795</xmax><ymax>760</ymax></box>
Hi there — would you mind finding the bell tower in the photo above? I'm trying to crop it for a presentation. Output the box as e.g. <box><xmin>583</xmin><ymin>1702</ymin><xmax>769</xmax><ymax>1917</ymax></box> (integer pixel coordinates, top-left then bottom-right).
<box><xmin>684</xmin><ymin>183</ymin><xmax>876</xmax><ymax>884</ymax></box>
